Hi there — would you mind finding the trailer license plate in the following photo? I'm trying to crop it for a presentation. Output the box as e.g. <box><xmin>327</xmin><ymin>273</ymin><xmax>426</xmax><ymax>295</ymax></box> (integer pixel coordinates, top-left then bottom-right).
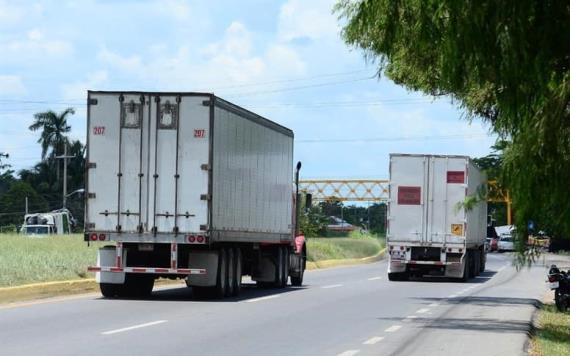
<box><xmin>550</xmin><ymin>281</ymin><xmax>559</xmax><ymax>289</ymax></box>
<box><xmin>139</xmin><ymin>244</ymin><xmax>154</xmax><ymax>251</ymax></box>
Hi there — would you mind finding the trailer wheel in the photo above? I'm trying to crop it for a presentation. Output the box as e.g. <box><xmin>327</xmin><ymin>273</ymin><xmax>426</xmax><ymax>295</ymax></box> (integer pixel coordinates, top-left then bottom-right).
<box><xmin>226</xmin><ymin>247</ymin><xmax>235</xmax><ymax>297</ymax></box>
<box><xmin>280</xmin><ymin>246</ymin><xmax>289</xmax><ymax>288</ymax></box>
<box><xmin>474</xmin><ymin>250</ymin><xmax>481</xmax><ymax>277</ymax></box>
<box><xmin>291</xmin><ymin>245</ymin><xmax>305</xmax><ymax>287</ymax></box>
<box><xmin>215</xmin><ymin>248</ymin><xmax>228</xmax><ymax>298</ymax></box>
<box><xmin>232</xmin><ymin>247</ymin><xmax>242</xmax><ymax>296</ymax></box>
<box><xmin>461</xmin><ymin>254</ymin><xmax>471</xmax><ymax>282</ymax></box>
<box><xmin>388</xmin><ymin>272</ymin><xmax>409</xmax><ymax>281</ymax></box>
<box><xmin>480</xmin><ymin>250</ymin><xmax>486</xmax><ymax>273</ymax></box>
<box><xmin>100</xmin><ymin>283</ymin><xmax>123</xmax><ymax>298</ymax></box>
<box><xmin>274</xmin><ymin>246</ymin><xmax>284</xmax><ymax>287</ymax></box>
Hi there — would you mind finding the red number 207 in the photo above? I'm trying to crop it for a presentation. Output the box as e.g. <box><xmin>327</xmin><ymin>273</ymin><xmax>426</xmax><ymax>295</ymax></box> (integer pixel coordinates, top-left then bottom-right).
<box><xmin>93</xmin><ymin>126</ymin><xmax>105</xmax><ymax>135</ymax></box>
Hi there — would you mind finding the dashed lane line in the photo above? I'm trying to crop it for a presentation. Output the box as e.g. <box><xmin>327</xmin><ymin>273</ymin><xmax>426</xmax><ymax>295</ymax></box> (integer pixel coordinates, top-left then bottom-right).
<box><xmin>102</xmin><ymin>320</ymin><xmax>167</xmax><ymax>335</ymax></box>
<box><xmin>367</xmin><ymin>277</ymin><xmax>382</xmax><ymax>281</ymax></box>
<box><xmin>338</xmin><ymin>350</ymin><xmax>360</xmax><ymax>356</ymax></box>
<box><xmin>416</xmin><ymin>308</ymin><xmax>430</xmax><ymax>314</ymax></box>
<box><xmin>385</xmin><ymin>325</ymin><xmax>402</xmax><ymax>333</ymax></box>
<box><xmin>322</xmin><ymin>284</ymin><xmax>344</xmax><ymax>289</ymax></box>
<box><xmin>363</xmin><ymin>336</ymin><xmax>384</xmax><ymax>345</ymax></box>
<box><xmin>244</xmin><ymin>295</ymin><xmax>281</xmax><ymax>303</ymax></box>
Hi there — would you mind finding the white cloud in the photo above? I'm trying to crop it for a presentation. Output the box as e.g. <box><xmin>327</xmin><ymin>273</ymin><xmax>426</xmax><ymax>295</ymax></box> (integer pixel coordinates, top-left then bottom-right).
<box><xmin>98</xmin><ymin>48</ymin><xmax>143</xmax><ymax>72</ymax></box>
<box><xmin>278</xmin><ymin>0</ymin><xmax>339</xmax><ymax>42</ymax></box>
<box><xmin>61</xmin><ymin>70</ymin><xmax>108</xmax><ymax>101</ymax></box>
<box><xmin>0</xmin><ymin>75</ymin><xmax>26</xmax><ymax>95</ymax></box>
<box><xmin>0</xmin><ymin>32</ymin><xmax>73</xmax><ymax>63</ymax></box>
<box><xmin>0</xmin><ymin>0</ymin><xmax>25</xmax><ymax>26</ymax></box>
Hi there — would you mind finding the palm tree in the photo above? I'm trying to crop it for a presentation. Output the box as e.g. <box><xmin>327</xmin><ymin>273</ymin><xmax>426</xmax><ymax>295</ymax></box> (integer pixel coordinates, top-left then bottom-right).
<box><xmin>29</xmin><ymin>108</ymin><xmax>74</xmax><ymax>160</ymax></box>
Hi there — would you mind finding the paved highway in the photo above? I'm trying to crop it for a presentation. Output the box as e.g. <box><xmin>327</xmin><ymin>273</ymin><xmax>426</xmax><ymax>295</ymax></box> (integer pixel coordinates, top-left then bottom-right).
<box><xmin>0</xmin><ymin>253</ymin><xmax>551</xmax><ymax>356</ymax></box>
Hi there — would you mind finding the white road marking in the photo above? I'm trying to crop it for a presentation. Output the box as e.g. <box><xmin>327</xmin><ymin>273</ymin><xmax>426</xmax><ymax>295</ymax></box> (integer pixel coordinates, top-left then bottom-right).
<box><xmin>416</xmin><ymin>308</ymin><xmax>430</xmax><ymax>314</ymax></box>
<box><xmin>367</xmin><ymin>277</ymin><xmax>382</xmax><ymax>281</ymax></box>
<box><xmin>102</xmin><ymin>320</ymin><xmax>167</xmax><ymax>335</ymax></box>
<box><xmin>322</xmin><ymin>284</ymin><xmax>343</xmax><ymax>289</ymax></box>
<box><xmin>385</xmin><ymin>325</ymin><xmax>402</xmax><ymax>333</ymax></box>
<box><xmin>244</xmin><ymin>295</ymin><xmax>281</xmax><ymax>303</ymax></box>
<box><xmin>405</xmin><ymin>315</ymin><xmax>418</xmax><ymax>320</ymax></box>
<box><xmin>363</xmin><ymin>336</ymin><xmax>384</xmax><ymax>345</ymax></box>
<box><xmin>338</xmin><ymin>350</ymin><xmax>360</xmax><ymax>356</ymax></box>
<box><xmin>428</xmin><ymin>303</ymin><xmax>439</xmax><ymax>307</ymax></box>
<box><xmin>498</xmin><ymin>266</ymin><xmax>506</xmax><ymax>272</ymax></box>
<box><xmin>448</xmin><ymin>294</ymin><xmax>458</xmax><ymax>298</ymax></box>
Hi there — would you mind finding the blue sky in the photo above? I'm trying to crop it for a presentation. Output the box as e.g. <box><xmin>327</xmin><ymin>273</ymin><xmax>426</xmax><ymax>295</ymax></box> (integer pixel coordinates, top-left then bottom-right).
<box><xmin>0</xmin><ymin>0</ymin><xmax>496</xmax><ymax>179</ymax></box>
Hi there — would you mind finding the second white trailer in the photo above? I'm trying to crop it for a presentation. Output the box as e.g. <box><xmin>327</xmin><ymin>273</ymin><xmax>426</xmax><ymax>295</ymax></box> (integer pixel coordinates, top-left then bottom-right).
<box><xmin>387</xmin><ymin>154</ymin><xmax>487</xmax><ymax>281</ymax></box>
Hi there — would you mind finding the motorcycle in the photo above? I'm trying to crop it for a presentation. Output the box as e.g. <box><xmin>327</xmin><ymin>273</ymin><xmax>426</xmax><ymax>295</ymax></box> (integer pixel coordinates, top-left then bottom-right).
<box><xmin>547</xmin><ymin>264</ymin><xmax>570</xmax><ymax>312</ymax></box>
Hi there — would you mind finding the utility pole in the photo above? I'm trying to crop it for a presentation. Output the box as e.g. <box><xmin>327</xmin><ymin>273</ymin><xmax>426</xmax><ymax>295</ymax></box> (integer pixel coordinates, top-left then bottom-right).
<box><xmin>55</xmin><ymin>143</ymin><xmax>74</xmax><ymax>209</ymax></box>
<box><xmin>25</xmin><ymin>196</ymin><xmax>28</xmax><ymax>215</ymax></box>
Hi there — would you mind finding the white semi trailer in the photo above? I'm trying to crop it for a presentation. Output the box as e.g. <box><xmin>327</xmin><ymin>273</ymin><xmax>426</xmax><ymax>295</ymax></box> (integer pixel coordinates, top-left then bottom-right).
<box><xmin>85</xmin><ymin>91</ymin><xmax>306</xmax><ymax>298</ymax></box>
<box><xmin>387</xmin><ymin>154</ymin><xmax>487</xmax><ymax>281</ymax></box>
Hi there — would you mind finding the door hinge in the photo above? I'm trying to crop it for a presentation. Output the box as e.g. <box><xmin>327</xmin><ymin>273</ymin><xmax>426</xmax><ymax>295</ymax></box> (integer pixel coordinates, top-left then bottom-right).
<box><xmin>200</xmin><ymin>194</ymin><xmax>211</xmax><ymax>201</ymax></box>
<box><xmin>200</xmin><ymin>224</ymin><xmax>208</xmax><ymax>231</ymax></box>
<box><xmin>87</xmin><ymin>193</ymin><xmax>96</xmax><ymax>199</ymax></box>
<box><xmin>87</xmin><ymin>162</ymin><xmax>96</xmax><ymax>169</ymax></box>
<box><xmin>86</xmin><ymin>223</ymin><xmax>95</xmax><ymax>229</ymax></box>
<box><xmin>200</xmin><ymin>164</ymin><xmax>210</xmax><ymax>171</ymax></box>
<box><xmin>88</xmin><ymin>98</ymin><xmax>98</xmax><ymax>105</ymax></box>
<box><xmin>202</xmin><ymin>100</ymin><xmax>211</xmax><ymax>106</ymax></box>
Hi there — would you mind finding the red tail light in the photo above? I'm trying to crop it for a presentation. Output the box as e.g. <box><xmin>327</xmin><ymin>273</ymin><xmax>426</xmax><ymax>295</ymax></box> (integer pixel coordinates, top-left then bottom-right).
<box><xmin>188</xmin><ymin>235</ymin><xmax>196</xmax><ymax>243</ymax></box>
<box><xmin>197</xmin><ymin>235</ymin><xmax>205</xmax><ymax>243</ymax></box>
<box><xmin>90</xmin><ymin>233</ymin><xmax>98</xmax><ymax>241</ymax></box>
<box><xmin>98</xmin><ymin>233</ymin><xmax>106</xmax><ymax>241</ymax></box>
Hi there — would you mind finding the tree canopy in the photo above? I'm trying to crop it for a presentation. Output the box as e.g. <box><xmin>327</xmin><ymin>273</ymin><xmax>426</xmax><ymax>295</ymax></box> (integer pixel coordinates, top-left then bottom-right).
<box><xmin>336</xmin><ymin>0</ymin><xmax>570</xmax><ymax>238</ymax></box>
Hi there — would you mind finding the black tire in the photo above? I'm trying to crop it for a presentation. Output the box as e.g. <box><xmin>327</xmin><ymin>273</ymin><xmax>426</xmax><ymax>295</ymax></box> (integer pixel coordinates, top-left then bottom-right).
<box><xmin>233</xmin><ymin>247</ymin><xmax>242</xmax><ymax>296</ymax></box>
<box><xmin>388</xmin><ymin>272</ymin><xmax>409</xmax><ymax>281</ymax></box>
<box><xmin>100</xmin><ymin>283</ymin><xmax>123</xmax><ymax>298</ymax></box>
<box><xmin>474</xmin><ymin>250</ymin><xmax>481</xmax><ymax>277</ymax></box>
<box><xmin>468</xmin><ymin>251</ymin><xmax>476</xmax><ymax>279</ymax></box>
<box><xmin>226</xmin><ymin>247</ymin><xmax>235</xmax><ymax>297</ymax></box>
<box><xmin>480</xmin><ymin>250</ymin><xmax>486</xmax><ymax>273</ymax></box>
<box><xmin>291</xmin><ymin>247</ymin><xmax>305</xmax><ymax>287</ymax></box>
<box><xmin>555</xmin><ymin>290</ymin><xmax>567</xmax><ymax>312</ymax></box>
<box><xmin>461</xmin><ymin>254</ymin><xmax>471</xmax><ymax>282</ymax></box>
<box><xmin>280</xmin><ymin>246</ymin><xmax>290</xmax><ymax>288</ymax></box>
<box><xmin>274</xmin><ymin>246</ymin><xmax>284</xmax><ymax>287</ymax></box>
<box><xmin>215</xmin><ymin>248</ymin><xmax>228</xmax><ymax>298</ymax></box>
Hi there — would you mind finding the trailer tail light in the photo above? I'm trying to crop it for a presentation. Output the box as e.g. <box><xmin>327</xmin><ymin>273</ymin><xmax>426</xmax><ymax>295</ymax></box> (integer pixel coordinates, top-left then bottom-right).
<box><xmin>98</xmin><ymin>233</ymin><xmax>106</xmax><ymax>241</ymax></box>
<box><xmin>459</xmin><ymin>248</ymin><xmax>463</xmax><ymax>253</ymax></box>
<box><xmin>186</xmin><ymin>235</ymin><xmax>208</xmax><ymax>244</ymax></box>
<box><xmin>90</xmin><ymin>233</ymin><xmax>98</xmax><ymax>241</ymax></box>
<box><xmin>447</xmin><ymin>248</ymin><xmax>452</xmax><ymax>252</ymax></box>
<box><xmin>389</xmin><ymin>246</ymin><xmax>394</xmax><ymax>250</ymax></box>
<box><xmin>400</xmin><ymin>246</ymin><xmax>405</xmax><ymax>251</ymax></box>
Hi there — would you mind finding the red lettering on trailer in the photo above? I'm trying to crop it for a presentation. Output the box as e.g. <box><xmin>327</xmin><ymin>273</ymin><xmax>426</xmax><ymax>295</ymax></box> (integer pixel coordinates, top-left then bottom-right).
<box><xmin>194</xmin><ymin>129</ymin><xmax>206</xmax><ymax>138</ymax></box>
<box><xmin>397</xmin><ymin>186</ymin><xmax>421</xmax><ymax>205</ymax></box>
<box><xmin>93</xmin><ymin>126</ymin><xmax>105</xmax><ymax>135</ymax></box>
<box><xmin>447</xmin><ymin>171</ymin><xmax>465</xmax><ymax>183</ymax></box>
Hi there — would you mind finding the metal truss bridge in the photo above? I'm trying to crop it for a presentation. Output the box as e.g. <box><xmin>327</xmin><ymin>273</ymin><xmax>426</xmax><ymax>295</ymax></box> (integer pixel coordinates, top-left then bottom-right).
<box><xmin>299</xmin><ymin>179</ymin><xmax>512</xmax><ymax>223</ymax></box>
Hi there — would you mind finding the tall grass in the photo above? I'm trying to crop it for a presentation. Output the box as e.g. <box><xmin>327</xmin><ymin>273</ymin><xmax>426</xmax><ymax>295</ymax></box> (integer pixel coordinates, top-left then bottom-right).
<box><xmin>306</xmin><ymin>235</ymin><xmax>385</xmax><ymax>262</ymax></box>
<box><xmin>532</xmin><ymin>304</ymin><xmax>570</xmax><ymax>356</ymax></box>
<box><xmin>0</xmin><ymin>234</ymin><xmax>103</xmax><ymax>287</ymax></box>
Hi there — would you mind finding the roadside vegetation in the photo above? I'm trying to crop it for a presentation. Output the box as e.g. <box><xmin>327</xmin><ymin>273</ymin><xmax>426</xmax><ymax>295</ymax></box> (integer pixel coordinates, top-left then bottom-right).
<box><xmin>532</xmin><ymin>304</ymin><xmax>570</xmax><ymax>356</ymax></box>
<box><xmin>0</xmin><ymin>234</ymin><xmax>102</xmax><ymax>287</ymax></box>
<box><xmin>306</xmin><ymin>231</ymin><xmax>385</xmax><ymax>262</ymax></box>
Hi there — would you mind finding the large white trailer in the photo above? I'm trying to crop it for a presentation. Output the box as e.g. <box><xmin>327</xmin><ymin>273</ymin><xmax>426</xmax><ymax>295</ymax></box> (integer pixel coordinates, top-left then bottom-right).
<box><xmin>85</xmin><ymin>91</ymin><xmax>306</xmax><ymax>298</ymax></box>
<box><xmin>387</xmin><ymin>154</ymin><xmax>487</xmax><ymax>281</ymax></box>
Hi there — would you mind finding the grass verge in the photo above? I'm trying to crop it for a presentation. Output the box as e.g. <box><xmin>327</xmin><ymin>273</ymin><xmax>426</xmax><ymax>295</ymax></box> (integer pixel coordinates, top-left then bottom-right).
<box><xmin>0</xmin><ymin>234</ymin><xmax>102</xmax><ymax>288</ymax></box>
<box><xmin>306</xmin><ymin>234</ymin><xmax>385</xmax><ymax>262</ymax></box>
<box><xmin>531</xmin><ymin>303</ymin><xmax>570</xmax><ymax>356</ymax></box>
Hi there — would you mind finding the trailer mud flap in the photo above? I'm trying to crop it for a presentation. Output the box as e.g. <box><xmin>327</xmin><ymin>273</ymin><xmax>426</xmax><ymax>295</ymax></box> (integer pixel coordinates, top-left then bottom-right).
<box><xmin>96</xmin><ymin>246</ymin><xmax>126</xmax><ymax>284</ymax></box>
<box><xmin>186</xmin><ymin>251</ymin><xmax>218</xmax><ymax>287</ymax></box>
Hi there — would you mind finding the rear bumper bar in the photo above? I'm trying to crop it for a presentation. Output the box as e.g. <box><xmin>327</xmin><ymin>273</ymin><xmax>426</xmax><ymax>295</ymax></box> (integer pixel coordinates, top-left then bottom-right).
<box><xmin>88</xmin><ymin>266</ymin><xmax>206</xmax><ymax>275</ymax></box>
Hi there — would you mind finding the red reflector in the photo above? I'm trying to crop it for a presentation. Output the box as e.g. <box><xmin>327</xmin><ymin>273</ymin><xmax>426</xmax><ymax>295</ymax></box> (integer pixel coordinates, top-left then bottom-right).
<box><xmin>197</xmin><ymin>235</ymin><xmax>205</xmax><ymax>243</ymax></box>
<box><xmin>400</xmin><ymin>246</ymin><xmax>404</xmax><ymax>251</ymax></box>
<box><xmin>98</xmin><ymin>233</ymin><xmax>106</xmax><ymax>241</ymax></box>
<box><xmin>448</xmin><ymin>248</ymin><xmax>452</xmax><ymax>252</ymax></box>
<box><xmin>548</xmin><ymin>276</ymin><xmax>557</xmax><ymax>283</ymax></box>
<box><xmin>90</xmin><ymin>233</ymin><xmax>98</xmax><ymax>241</ymax></box>
<box><xmin>459</xmin><ymin>248</ymin><xmax>463</xmax><ymax>253</ymax></box>
<box><xmin>188</xmin><ymin>235</ymin><xmax>196</xmax><ymax>243</ymax></box>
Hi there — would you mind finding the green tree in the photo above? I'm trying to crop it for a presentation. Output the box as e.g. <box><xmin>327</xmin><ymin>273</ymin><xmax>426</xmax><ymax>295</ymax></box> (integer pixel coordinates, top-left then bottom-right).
<box><xmin>336</xmin><ymin>0</ymin><xmax>570</xmax><ymax>239</ymax></box>
<box><xmin>0</xmin><ymin>182</ymin><xmax>49</xmax><ymax>226</ymax></box>
<box><xmin>29</xmin><ymin>108</ymin><xmax>74</xmax><ymax>160</ymax></box>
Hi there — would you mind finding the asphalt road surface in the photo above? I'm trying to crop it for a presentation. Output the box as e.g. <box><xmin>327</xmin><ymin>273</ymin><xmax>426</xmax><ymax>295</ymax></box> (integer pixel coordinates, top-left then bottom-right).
<box><xmin>0</xmin><ymin>253</ymin><xmax>552</xmax><ymax>356</ymax></box>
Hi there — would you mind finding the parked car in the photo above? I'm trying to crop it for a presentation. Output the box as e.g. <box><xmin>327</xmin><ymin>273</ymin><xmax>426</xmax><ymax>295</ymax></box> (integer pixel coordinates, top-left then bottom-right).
<box><xmin>498</xmin><ymin>234</ymin><xmax>515</xmax><ymax>252</ymax></box>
